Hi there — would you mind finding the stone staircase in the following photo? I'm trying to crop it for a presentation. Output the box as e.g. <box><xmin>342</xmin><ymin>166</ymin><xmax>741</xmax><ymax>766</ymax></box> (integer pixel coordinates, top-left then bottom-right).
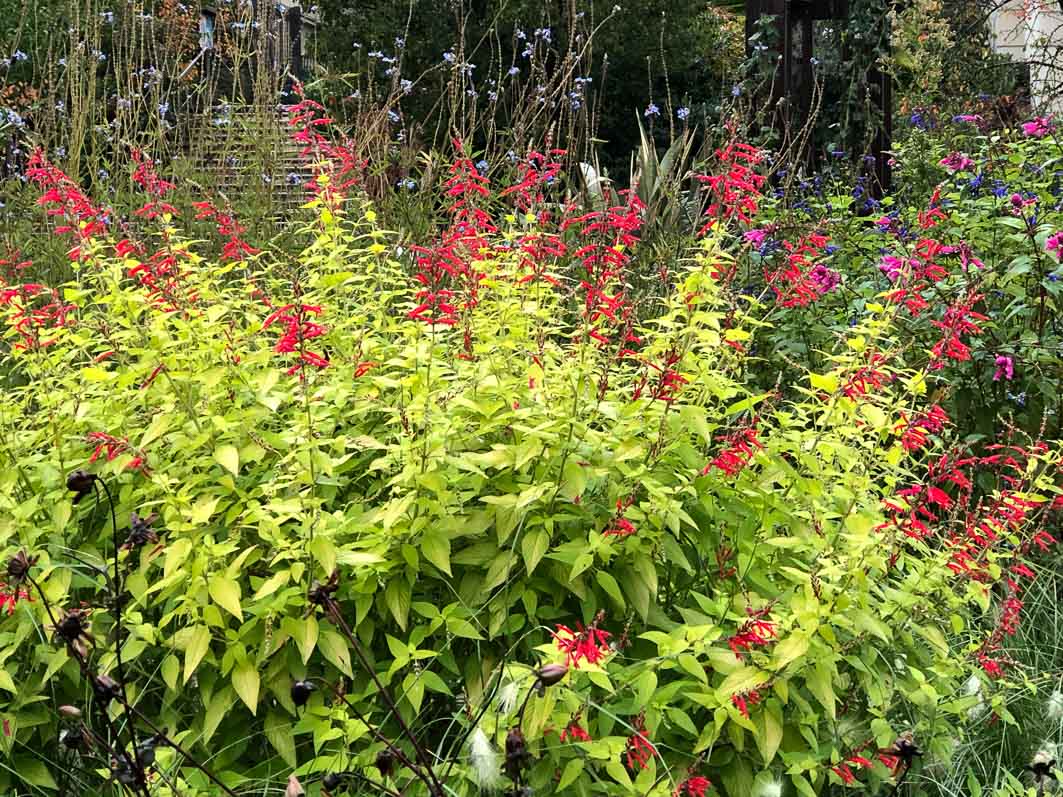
<box><xmin>178</xmin><ymin>105</ymin><xmax>314</xmax><ymax>216</ymax></box>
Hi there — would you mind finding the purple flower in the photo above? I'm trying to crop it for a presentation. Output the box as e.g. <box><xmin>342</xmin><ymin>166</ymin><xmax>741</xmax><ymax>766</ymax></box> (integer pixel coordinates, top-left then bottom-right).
<box><xmin>1022</xmin><ymin>116</ymin><xmax>1054</xmax><ymax>138</ymax></box>
<box><xmin>993</xmin><ymin>355</ymin><xmax>1014</xmax><ymax>382</ymax></box>
<box><xmin>676</xmin><ymin>106</ymin><xmax>690</xmax><ymax>120</ymax></box>
<box><xmin>939</xmin><ymin>152</ymin><xmax>975</xmax><ymax>173</ymax></box>
<box><xmin>808</xmin><ymin>263</ymin><xmax>841</xmax><ymax>295</ymax></box>
<box><xmin>644</xmin><ymin>103</ymin><xmax>660</xmax><ymax>118</ymax></box>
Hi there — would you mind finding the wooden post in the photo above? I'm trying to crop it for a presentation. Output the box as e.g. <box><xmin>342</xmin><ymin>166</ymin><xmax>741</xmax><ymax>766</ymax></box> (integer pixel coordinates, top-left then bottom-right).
<box><xmin>287</xmin><ymin>6</ymin><xmax>304</xmax><ymax>82</ymax></box>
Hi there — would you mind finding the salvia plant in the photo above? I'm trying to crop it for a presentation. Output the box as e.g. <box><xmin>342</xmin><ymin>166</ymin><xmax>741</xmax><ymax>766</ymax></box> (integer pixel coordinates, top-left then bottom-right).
<box><xmin>1</xmin><ymin>66</ymin><xmax>1063</xmax><ymax>797</ymax></box>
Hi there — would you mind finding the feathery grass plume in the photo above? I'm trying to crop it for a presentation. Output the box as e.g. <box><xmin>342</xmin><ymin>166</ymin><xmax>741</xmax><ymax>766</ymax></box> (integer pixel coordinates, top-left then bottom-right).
<box><xmin>495</xmin><ymin>680</ymin><xmax>520</xmax><ymax>714</ymax></box>
<box><xmin>468</xmin><ymin>727</ymin><xmax>504</xmax><ymax>790</ymax></box>
<box><xmin>1047</xmin><ymin>690</ymin><xmax>1063</xmax><ymax>722</ymax></box>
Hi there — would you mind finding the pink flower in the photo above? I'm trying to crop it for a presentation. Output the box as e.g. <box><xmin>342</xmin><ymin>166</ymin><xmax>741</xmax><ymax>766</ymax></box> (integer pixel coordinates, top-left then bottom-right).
<box><xmin>1022</xmin><ymin>116</ymin><xmax>1054</xmax><ymax>138</ymax></box>
<box><xmin>1046</xmin><ymin>231</ymin><xmax>1063</xmax><ymax>259</ymax></box>
<box><xmin>878</xmin><ymin>255</ymin><xmax>906</xmax><ymax>282</ymax></box>
<box><xmin>939</xmin><ymin>152</ymin><xmax>975</xmax><ymax>173</ymax></box>
<box><xmin>744</xmin><ymin>228</ymin><xmax>768</xmax><ymax>247</ymax></box>
<box><xmin>808</xmin><ymin>263</ymin><xmax>841</xmax><ymax>294</ymax></box>
<box><xmin>993</xmin><ymin>355</ymin><xmax>1014</xmax><ymax>382</ymax></box>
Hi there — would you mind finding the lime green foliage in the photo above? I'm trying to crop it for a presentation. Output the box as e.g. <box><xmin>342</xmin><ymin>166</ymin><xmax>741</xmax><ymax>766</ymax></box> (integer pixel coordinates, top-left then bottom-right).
<box><xmin>0</xmin><ymin>161</ymin><xmax>1059</xmax><ymax>796</ymax></box>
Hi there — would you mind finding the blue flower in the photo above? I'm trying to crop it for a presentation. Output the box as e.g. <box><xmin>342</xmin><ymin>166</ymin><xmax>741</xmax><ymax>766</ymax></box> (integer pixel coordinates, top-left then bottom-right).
<box><xmin>397</xmin><ymin>178</ymin><xmax>417</xmax><ymax>190</ymax></box>
<box><xmin>676</xmin><ymin>106</ymin><xmax>690</xmax><ymax>120</ymax></box>
<box><xmin>508</xmin><ymin>66</ymin><xmax>520</xmax><ymax>76</ymax></box>
<box><xmin>731</xmin><ymin>85</ymin><xmax>741</xmax><ymax>97</ymax></box>
<box><xmin>476</xmin><ymin>159</ymin><xmax>489</xmax><ymax>174</ymax></box>
<box><xmin>387</xmin><ymin>110</ymin><xmax>400</xmax><ymax>123</ymax></box>
<box><xmin>442</xmin><ymin>51</ymin><xmax>456</xmax><ymax>64</ymax></box>
<box><xmin>644</xmin><ymin>103</ymin><xmax>660</xmax><ymax>117</ymax></box>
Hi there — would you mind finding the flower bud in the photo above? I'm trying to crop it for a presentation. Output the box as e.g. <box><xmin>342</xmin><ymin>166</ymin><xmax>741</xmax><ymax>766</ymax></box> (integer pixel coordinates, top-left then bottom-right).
<box><xmin>6</xmin><ymin>550</ymin><xmax>37</xmax><ymax>584</ymax></box>
<box><xmin>66</xmin><ymin>470</ymin><xmax>97</xmax><ymax>504</ymax></box>
<box><xmin>536</xmin><ymin>663</ymin><xmax>568</xmax><ymax>687</ymax></box>
<box><xmin>285</xmin><ymin>774</ymin><xmax>305</xmax><ymax>797</ymax></box>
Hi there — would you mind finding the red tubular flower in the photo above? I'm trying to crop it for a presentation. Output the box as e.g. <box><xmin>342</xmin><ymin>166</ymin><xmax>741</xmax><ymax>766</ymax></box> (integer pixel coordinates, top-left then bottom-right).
<box><xmin>192</xmin><ymin>201</ymin><xmax>259</xmax><ymax>263</ymax></box>
<box><xmin>131</xmin><ymin>148</ymin><xmax>175</xmax><ymax>198</ymax></box>
<box><xmin>285</xmin><ymin>86</ymin><xmax>363</xmax><ymax>208</ymax></box>
<box><xmin>841</xmin><ymin>350</ymin><xmax>892</xmax><ymax>400</ymax></box>
<box><xmin>831</xmin><ymin>763</ymin><xmax>856</xmax><ymax>785</ymax></box>
<box><xmin>262</xmin><ymin>303</ymin><xmax>330</xmax><ymax>376</ymax></box>
<box><xmin>552</xmin><ymin>617</ymin><xmax>612</xmax><ymax>668</ymax></box>
<box><xmin>0</xmin><ymin>583</ymin><xmax>31</xmax><ymax>615</ymax></box>
<box><xmin>624</xmin><ymin>715</ymin><xmax>656</xmax><ymax>772</ymax></box>
<box><xmin>766</xmin><ymin>232</ymin><xmax>831</xmax><ymax>308</ymax></box>
<box><xmin>696</xmin><ymin>141</ymin><xmax>766</xmax><ymax>234</ymax></box>
<box><xmin>86</xmin><ymin>432</ymin><xmax>149</xmax><ymax>474</ymax></box>
<box><xmin>727</xmin><ymin>609</ymin><xmax>776</xmax><ymax>660</ymax></box>
<box><xmin>0</xmin><ymin>281</ymin><xmax>77</xmax><ymax>351</ymax></box>
<box><xmin>675</xmin><ymin>775</ymin><xmax>712</xmax><ymax>797</ymax></box>
<box><xmin>559</xmin><ymin>721</ymin><xmax>591</xmax><ymax>743</ymax></box>
<box><xmin>704</xmin><ymin>424</ymin><xmax>762</xmax><ymax>478</ymax></box>
<box><xmin>500</xmin><ymin>149</ymin><xmax>566</xmax><ymax>209</ymax></box>
<box><xmin>26</xmin><ymin>150</ymin><xmax>108</xmax><ymax>261</ymax></box>
<box><xmin>731</xmin><ymin>688</ymin><xmax>762</xmax><ymax>718</ymax></box>
<box><xmin>930</xmin><ymin>292</ymin><xmax>986</xmax><ymax>369</ymax></box>
<box><xmin>896</xmin><ymin>404</ymin><xmax>950</xmax><ymax>452</ymax></box>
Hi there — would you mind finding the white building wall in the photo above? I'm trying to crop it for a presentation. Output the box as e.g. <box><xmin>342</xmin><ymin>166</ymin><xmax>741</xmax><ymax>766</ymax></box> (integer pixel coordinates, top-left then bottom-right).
<box><xmin>990</xmin><ymin>0</ymin><xmax>1063</xmax><ymax>113</ymax></box>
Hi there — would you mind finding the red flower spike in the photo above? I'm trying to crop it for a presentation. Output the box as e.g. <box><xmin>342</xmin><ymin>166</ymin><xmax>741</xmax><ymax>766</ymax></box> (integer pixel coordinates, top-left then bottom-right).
<box><xmin>552</xmin><ymin>619</ymin><xmax>612</xmax><ymax>669</ymax></box>
<box><xmin>675</xmin><ymin>776</ymin><xmax>712</xmax><ymax>797</ymax></box>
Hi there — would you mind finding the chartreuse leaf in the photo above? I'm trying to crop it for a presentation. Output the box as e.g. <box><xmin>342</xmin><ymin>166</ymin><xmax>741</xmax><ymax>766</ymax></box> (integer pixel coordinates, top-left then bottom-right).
<box><xmin>806</xmin><ymin>662</ymin><xmax>836</xmax><ymax>719</ymax></box>
<box><xmin>215</xmin><ymin>443</ymin><xmax>240</xmax><ymax>476</ymax></box>
<box><xmin>232</xmin><ymin>660</ymin><xmax>260</xmax><ymax>713</ymax></box>
<box><xmin>265</xmin><ymin>711</ymin><xmax>297</xmax><ymax>767</ymax></box>
<box><xmin>183</xmin><ymin>625</ymin><xmax>211</xmax><ymax>684</ymax></box>
<box><xmin>557</xmin><ymin>758</ymin><xmax>584</xmax><ymax>790</ymax></box>
<box><xmin>284</xmin><ymin>614</ymin><xmax>318</xmax><ymax>664</ymax></box>
<box><xmin>319</xmin><ymin>629</ymin><xmax>353</xmax><ymax>677</ymax></box>
<box><xmin>421</xmin><ymin>530</ymin><xmax>452</xmax><ymax>575</ymax></box>
<box><xmin>208</xmin><ymin>575</ymin><xmax>243</xmax><ymax>621</ymax></box>
<box><xmin>385</xmin><ymin>578</ymin><xmax>411</xmax><ymax>630</ymax></box>
<box><xmin>13</xmin><ymin>758</ymin><xmax>56</xmax><ymax>789</ymax></box>
<box><xmin>522</xmin><ymin>528</ymin><xmax>550</xmax><ymax>575</ymax></box>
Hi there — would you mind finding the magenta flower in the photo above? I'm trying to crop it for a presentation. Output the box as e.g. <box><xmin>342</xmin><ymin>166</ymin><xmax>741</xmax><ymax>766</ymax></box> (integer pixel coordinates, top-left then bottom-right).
<box><xmin>878</xmin><ymin>255</ymin><xmax>906</xmax><ymax>282</ymax></box>
<box><xmin>993</xmin><ymin>355</ymin><xmax>1014</xmax><ymax>382</ymax></box>
<box><xmin>1022</xmin><ymin>116</ymin><xmax>1054</xmax><ymax>138</ymax></box>
<box><xmin>1047</xmin><ymin>231</ymin><xmax>1063</xmax><ymax>260</ymax></box>
<box><xmin>744</xmin><ymin>228</ymin><xmax>768</xmax><ymax>247</ymax></box>
<box><xmin>939</xmin><ymin>152</ymin><xmax>975</xmax><ymax>173</ymax></box>
<box><xmin>808</xmin><ymin>263</ymin><xmax>841</xmax><ymax>294</ymax></box>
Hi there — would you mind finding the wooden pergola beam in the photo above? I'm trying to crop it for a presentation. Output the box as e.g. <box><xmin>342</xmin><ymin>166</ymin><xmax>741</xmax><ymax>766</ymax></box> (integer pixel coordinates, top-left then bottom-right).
<box><xmin>743</xmin><ymin>0</ymin><xmax>892</xmax><ymax>193</ymax></box>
